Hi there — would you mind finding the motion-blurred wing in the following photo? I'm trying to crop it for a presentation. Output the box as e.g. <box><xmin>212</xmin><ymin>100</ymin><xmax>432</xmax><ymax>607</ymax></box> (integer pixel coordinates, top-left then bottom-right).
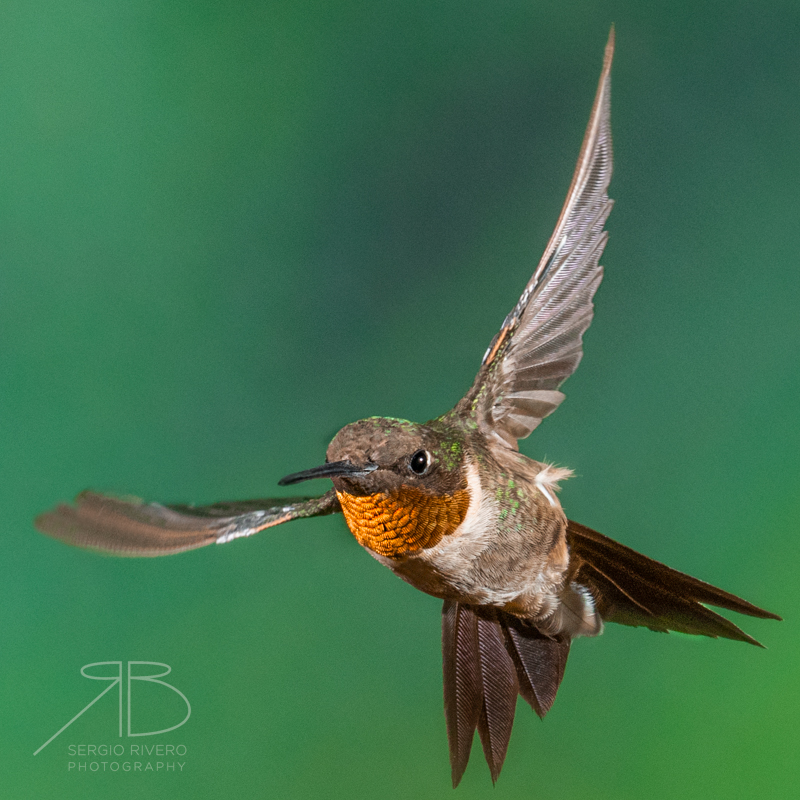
<box><xmin>452</xmin><ymin>30</ymin><xmax>614</xmax><ymax>449</ymax></box>
<box><xmin>35</xmin><ymin>490</ymin><xmax>341</xmax><ymax>557</ymax></box>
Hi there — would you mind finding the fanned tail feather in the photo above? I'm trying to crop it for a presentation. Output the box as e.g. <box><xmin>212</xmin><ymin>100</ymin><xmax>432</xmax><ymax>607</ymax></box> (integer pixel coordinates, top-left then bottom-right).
<box><xmin>442</xmin><ymin>601</ymin><xmax>482</xmax><ymax>787</ymax></box>
<box><xmin>502</xmin><ymin>618</ymin><xmax>571</xmax><ymax>718</ymax></box>
<box><xmin>442</xmin><ymin>603</ymin><xmax>572</xmax><ymax>786</ymax></box>
<box><xmin>474</xmin><ymin>614</ymin><xmax>518</xmax><ymax>784</ymax></box>
<box><xmin>440</xmin><ymin>522</ymin><xmax>779</xmax><ymax>785</ymax></box>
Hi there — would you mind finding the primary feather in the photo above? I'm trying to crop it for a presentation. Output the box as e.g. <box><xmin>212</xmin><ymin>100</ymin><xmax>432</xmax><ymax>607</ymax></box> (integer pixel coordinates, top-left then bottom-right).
<box><xmin>455</xmin><ymin>29</ymin><xmax>615</xmax><ymax>449</ymax></box>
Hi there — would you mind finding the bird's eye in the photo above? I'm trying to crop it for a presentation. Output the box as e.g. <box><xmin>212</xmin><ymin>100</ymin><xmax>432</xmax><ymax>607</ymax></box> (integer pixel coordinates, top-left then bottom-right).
<box><xmin>410</xmin><ymin>450</ymin><xmax>430</xmax><ymax>475</ymax></box>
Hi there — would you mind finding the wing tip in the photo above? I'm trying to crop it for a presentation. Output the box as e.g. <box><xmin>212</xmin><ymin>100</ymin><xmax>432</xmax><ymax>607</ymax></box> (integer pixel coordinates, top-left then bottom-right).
<box><xmin>33</xmin><ymin>507</ymin><xmax>69</xmax><ymax>538</ymax></box>
<box><xmin>706</xmin><ymin>620</ymin><xmax>766</xmax><ymax>649</ymax></box>
<box><xmin>605</xmin><ymin>26</ymin><xmax>615</xmax><ymax>68</ymax></box>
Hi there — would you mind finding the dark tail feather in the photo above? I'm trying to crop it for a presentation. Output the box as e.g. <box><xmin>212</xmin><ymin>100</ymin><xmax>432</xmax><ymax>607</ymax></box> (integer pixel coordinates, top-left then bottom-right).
<box><xmin>501</xmin><ymin>618</ymin><xmax>571</xmax><ymax>718</ymax></box>
<box><xmin>566</xmin><ymin>520</ymin><xmax>782</xmax><ymax>646</ymax></box>
<box><xmin>474</xmin><ymin>614</ymin><xmax>518</xmax><ymax>784</ymax></box>
<box><xmin>442</xmin><ymin>601</ymin><xmax>482</xmax><ymax>787</ymax></box>
<box><xmin>440</xmin><ymin>524</ymin><xmax>780</xmax><ymax>785</ymax></box>
<box><xmin>442</xmin><ymin>602</ymin><xmax>571</xmax><ymax>786</ymax></box>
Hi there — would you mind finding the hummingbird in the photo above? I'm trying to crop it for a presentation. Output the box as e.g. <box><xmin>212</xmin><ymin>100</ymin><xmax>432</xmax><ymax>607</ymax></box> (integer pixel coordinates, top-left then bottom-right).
<box><xmin>36</xmin><ymin>29</ymin><xmax>779</xmax><ymax>786</ymax></box>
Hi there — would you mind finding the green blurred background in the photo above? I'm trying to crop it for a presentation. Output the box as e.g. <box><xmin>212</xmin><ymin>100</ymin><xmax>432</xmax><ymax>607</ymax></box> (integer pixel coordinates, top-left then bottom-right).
<box><xmin>2</xmin><ymin>1</ymin><xmax>798</xmax><ymax>797</ymax></box>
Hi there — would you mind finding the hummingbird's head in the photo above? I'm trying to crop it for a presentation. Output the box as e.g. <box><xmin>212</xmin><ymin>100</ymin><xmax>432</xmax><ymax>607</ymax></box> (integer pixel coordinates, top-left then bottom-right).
<box><xmin>279</xmin><ymin>417</ymin><xmax>470</xmax><ymax>558</ymax></box>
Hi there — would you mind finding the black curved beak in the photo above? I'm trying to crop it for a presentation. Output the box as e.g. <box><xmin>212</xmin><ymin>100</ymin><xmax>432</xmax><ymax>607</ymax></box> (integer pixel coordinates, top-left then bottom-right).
<box><xmin>278</xmin><ymin>460</ymin><xmax>377</xmax><ymax>486</ymax></box>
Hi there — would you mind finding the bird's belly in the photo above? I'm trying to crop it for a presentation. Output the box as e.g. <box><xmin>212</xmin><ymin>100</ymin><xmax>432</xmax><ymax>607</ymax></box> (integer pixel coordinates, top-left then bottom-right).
<box><xmin>375</xmin><ymin>520</ymin><xmax>568</xmax><ymax>613</ymax></box>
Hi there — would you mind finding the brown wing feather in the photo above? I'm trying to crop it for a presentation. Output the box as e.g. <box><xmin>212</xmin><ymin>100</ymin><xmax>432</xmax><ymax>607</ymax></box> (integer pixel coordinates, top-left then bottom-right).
<box><xmin>566</xmin><ymin>520</ymin><xmax>781</xmax><ymax>646</ymax></box>
<box><xmin>35</xmin><ymin>490</ymin><xmax>340</xmax><ymax>557</ymax></box>
<box><xmin>451</xmin><ymin>29</ymin><xmax>615</xmax><ymax>449</ymax></box>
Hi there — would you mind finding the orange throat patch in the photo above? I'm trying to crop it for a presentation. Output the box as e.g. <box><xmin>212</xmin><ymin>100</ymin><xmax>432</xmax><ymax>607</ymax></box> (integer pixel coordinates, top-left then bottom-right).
<box><xmin>336</xmin><ymin>486</ymin><xmax>470</xmax><ymax>558</ymax></box>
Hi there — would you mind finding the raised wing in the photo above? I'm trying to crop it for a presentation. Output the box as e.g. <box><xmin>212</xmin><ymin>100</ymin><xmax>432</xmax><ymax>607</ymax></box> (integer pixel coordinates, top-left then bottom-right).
<box><xmin>452</xmin><ymin>30</ymin><xmax>614</xmax><ymax>449</ymax></box>
<box><xmin>35</xmin><ymin>490</ymin><xmax>340</xmax><ymax>557</ymax></box>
